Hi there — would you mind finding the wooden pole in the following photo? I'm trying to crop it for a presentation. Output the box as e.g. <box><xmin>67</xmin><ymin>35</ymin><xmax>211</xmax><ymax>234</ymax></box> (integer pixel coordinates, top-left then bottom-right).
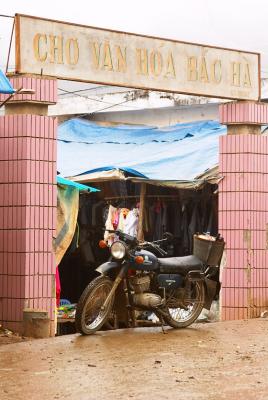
<box><xmin>137</xmin><ymin>183</ymin><xmax>146</xmax><ymax>241</ymax></box>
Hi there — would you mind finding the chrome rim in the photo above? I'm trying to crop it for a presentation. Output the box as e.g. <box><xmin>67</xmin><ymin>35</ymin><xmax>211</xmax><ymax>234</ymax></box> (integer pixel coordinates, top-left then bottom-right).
<box><xmin>83</xmin><ymin>282</ymin><xmax>113</xmax><ymax>330</ymax></box>
<box><xmin>166</xmin><ymin>282</ymin><xmax>202</xmax><ymax>323</ymax></box>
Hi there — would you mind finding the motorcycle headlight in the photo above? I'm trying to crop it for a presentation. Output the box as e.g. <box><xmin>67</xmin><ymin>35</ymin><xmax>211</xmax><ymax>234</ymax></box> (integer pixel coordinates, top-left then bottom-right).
<box><xmin>111</xmin><ymin>241</ymin><xmax>127</xmax><ymax>260</ymax></box>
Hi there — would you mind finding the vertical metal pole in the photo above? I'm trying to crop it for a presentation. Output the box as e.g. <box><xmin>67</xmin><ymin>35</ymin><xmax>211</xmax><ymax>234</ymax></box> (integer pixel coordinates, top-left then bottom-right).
<box><xmin>5</xmin><ymin>17</ymin><xmax>15</xmax><ymax>73</ymax></box>
<box><xmin>137</xmin><ymin>182</ymin><xmax>146</xmax><ymax>241</ymax></box>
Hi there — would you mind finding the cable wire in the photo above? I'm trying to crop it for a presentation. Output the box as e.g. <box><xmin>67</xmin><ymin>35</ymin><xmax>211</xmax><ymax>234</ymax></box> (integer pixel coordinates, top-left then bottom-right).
<box><xmin>58</xmin><ymin>87</ymin><xmax>142</xmax><ymax>110</ymax></box>
<box><xmin>0</xmin><ymin>14</ymin><xmax>14</xmax><ymax>18</ymax></box>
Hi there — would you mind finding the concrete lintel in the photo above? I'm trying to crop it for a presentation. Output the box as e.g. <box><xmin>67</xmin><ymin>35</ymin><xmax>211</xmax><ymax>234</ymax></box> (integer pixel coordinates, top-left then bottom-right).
<box><xmin>226</xmin><ymin>124</ymin><xmax>261</xmax><ymax>135</ymax></box>
<box><xmin>5</xmin><ymin>103</ymin><xmax>48</xmax><ymax>116</ymax></box>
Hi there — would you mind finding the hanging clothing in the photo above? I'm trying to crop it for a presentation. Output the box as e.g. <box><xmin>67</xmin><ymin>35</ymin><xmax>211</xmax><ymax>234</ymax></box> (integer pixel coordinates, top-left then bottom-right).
<box><xmin>148</xmin><ymin>204</ymin><xmax>156</xmax><ymax>238</ymax></box>
<box><xmin>104</xmin><ymin>205</ymin><xmax>117</xmax><ymax>244</ymax></box>
<box><xmin>79</xmin><ymin>196</ymin><xmax>93</xmax><ymax>226</ymax></box>
<box><xmin>123</xmin><ymin>208</ymin><xmax>139</xmax><ymax>237</ymax></box>
<box><xmin>207</xmin><ymin>198</ymin><xmax>218</xmax><ymax>236</ymax></box>
<box><xmin>181</xmin><ymin>203</ymin><xmax>189</xmax><ymax>253</ymax></box>
<box><xmin>153</xmin><ymin>201</ymin><xmax>163</xmax><ymax>241</ymax></box>
<box><xmin>173</xmin><ymin>201</ymin><xmax>182</xmax><ymax>238</ymax></box>
<box><xmin>117</xmin><ymin>210</ymin><xmax>125</xmax><ymax>232</ymax></box>
<box><xmin>117</xmin><ymin>208</ymin><xmax>129</xmax><ymax>232</ymax></box>
<box><xmin>162</xmin><ymin>203</ymin><xmax>168</xmax><ymax>235</ymax></box>
<box><xmin>188</xmin><ymin>202</ymin><xmax>201</xmax><ymax>251</ymax></box>
<box><xmin>91</xmin><ymin>200</ymin><xmax>105</xmax><ymax>227</ymax></box>
<box><xmin>112</xmin><ymin>208</ymin><xmax>120</xmax><ymax>229</ymax></box>
<box><xmin>56</xmin><ymin>266</ymin><xmax>61</xmax><ymax>307</ymax></box>
<box><xmin>79</xmin><ymin>227</ymin><xmax>96</xmax><ymax>263</ymax></box>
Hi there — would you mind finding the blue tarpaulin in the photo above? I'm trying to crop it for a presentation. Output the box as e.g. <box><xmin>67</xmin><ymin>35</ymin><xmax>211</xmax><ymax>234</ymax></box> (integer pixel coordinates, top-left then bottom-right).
<box><xmin>58</xmin><ymin>118</ymin><xmax>227</xmax><ymax>180</ymax></box>
<box><xmin>0</xmin><ymin>69</ymin><xmax>15</xmax><ymax>94</ymax></box>
<box><xmin>56</xmin><ymin>175</ymin><xmax>99</xmax><ymax>192</ymax></box>
<box><xmin>75</xmin><ymin>166</ymin><xmax>148</xmax><ymax>179</ymax></box>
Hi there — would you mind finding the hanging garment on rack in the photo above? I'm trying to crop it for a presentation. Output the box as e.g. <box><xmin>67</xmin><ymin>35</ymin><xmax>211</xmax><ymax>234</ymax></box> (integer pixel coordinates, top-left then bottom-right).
<box><xmin>79</xmin><ymin>227</ymin><xmax>96</xmax><ymax>263</ymax></box>
<box><xmin>117</xmin><ymin>208</ymin><xmax>129</xmax><ymax>231</ymax></box>
<box><xmin>104</xmin><ymin>205</ymin><xmax>117</xmax><ymax>244</ymax></box>
<box><xmin>148</xmin><ymin>203</ymin><xmax>156</xmax><ymax>237</ymax></box>
<box><xmin>153</xmin><ymin>201</ymin><xmax>163</xmax><ymax>241</ymax></box>
<box><xmin>117</xmin><ymin>210</ymin><xmax>125</xmax><ymax>232</ymax></box>
<box><xmin>200</xmin><ymin>198</ymin><xmax>209</xmax><ymax>233</ymax></box>
<box><xmin>181</xmin><ymin>203</ymin><xmax>189</xmax><ymax>253</ymax></box>
<box><xmin>79</xmin><ymin>196</ymin><xmax>93</xmax><ymax>226</ymax></box>
<box><xmin>207</xmin><ymin>197</ymin><xmax>218</xmax><ymax>236</ymax></box>
<box><xmin>188</xmin><ymin>202</ymin><xmax>201</xmax><ymax>251</ymax></box>
<box><xmin>102</xmin><ymin>204</ymin><xmax>110</xmax><ymax>225</ymax></box>
<box><xmin>56</xmin><ymin>266</ymin><xmax>61</xmax><ymax>307</ymax></box>
<box><xmin>173</xmin><ymin>201</ymin><xmax>182</xmax><ymax>238</ymax></box>
<box><xmin>91</xmin><ymin>200</ymin><xmax>105</xmax><ymax>227</ymax></box>
<box><xmin>162</xmin><ymin>202</ymin><xmax>168</xmax><ymax>235</ymax></box>
<box><xmin>112</xmin><ymin>208</ymin><xmax>120</xmax><ymax>229</ymax></box>
<box><xmin>123</xmin><ymin>208</ymin><xmax>139</xmax><ymax>237</ymax></box>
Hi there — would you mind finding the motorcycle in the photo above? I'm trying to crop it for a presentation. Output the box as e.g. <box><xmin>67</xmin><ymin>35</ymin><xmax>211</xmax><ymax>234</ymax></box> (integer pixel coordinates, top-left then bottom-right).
<box><xmin>75</xmin><ymin>230</ymin><xmax>224</xmax><ymax>335</ymax></box>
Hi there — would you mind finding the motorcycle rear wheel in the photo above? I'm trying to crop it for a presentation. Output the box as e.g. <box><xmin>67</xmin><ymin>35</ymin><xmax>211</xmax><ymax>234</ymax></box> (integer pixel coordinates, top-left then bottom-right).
<box><xmin>160</xmin><ymin>281</ymin><xmax>205</xmax><ymax>329</ymax></box>
<box><xmin>75</xmin><ymin>275</ymin><xmax>114</xmax><ymax>335</ymax></box>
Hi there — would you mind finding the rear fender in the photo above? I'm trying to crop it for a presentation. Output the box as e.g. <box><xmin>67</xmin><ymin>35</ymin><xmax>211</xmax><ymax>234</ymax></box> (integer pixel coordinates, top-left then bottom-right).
<box><xmin>203</xmin><ymin>278</ymin><xmax>218</xmax><ymax>310</ymax></box>
<box><xmin>96</xmin><ymin>261</ymin><xmax>120</xmax><ymax>275</ymax></box>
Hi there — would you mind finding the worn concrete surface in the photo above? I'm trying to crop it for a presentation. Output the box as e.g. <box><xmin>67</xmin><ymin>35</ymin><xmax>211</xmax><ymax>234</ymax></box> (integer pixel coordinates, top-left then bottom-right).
<box><xmin>0</xmin><ymin>319</ymin><xmax>268</xmax><ymax>400</ymax></box>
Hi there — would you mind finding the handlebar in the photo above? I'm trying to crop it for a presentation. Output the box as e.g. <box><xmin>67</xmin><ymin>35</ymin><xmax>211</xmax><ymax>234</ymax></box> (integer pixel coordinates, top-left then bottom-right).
<box><xmin>104</xmin><ymin>229</ymin><xmax>173</xmax><ymax>256</ymax></box>
<box><xmin>105</xmin><ymin>229</ymin><xmax>172</xmax><ymax>244</ymax></box>
<box><xmin>104</xmin><ymin>229</ymin><xmax>138</xmax><ymax>246</ymax></box>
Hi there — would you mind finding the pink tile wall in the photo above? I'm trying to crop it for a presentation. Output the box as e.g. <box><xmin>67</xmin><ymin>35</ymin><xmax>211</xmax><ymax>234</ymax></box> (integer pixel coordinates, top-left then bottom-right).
<box><xmin>219</xmin><ymin>102</ymin><xmax>268</xmax><ymax>125</ymax></box>
<box><xmin>0</xmin><ymin>98</ymin><xmax>57</xmax><ymax>333</ymax></box>
<box><xmin>0</xmin><ymin>76</ymin><xmax>57</xmax><ymax>104</ymax></box>
<box><xmin>219</xmin><ymin>134</ymin><xmax>268</xmax><ymax>320</ymax></box>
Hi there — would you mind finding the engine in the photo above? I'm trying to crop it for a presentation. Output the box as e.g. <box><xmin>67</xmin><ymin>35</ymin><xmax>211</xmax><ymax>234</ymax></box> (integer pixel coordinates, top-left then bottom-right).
<box><xmin>129</xmin><ymin>271</ymin><xmax>189</xmax><ymax>310</ymax></box>
<box><xmin>129</xmin><ymin>274</ymin><xmax>151</xmax><ymax>293</ymax></box>
<box><xmin>129</xmin><ymin>273</ymin><xmax>163</xmax><ymax>308</ymax></box>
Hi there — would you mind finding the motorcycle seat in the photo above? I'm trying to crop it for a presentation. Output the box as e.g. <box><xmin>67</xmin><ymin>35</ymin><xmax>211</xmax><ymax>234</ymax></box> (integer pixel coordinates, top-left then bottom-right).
<box><xmin>158</xmin><ymin>255</ymin><xmax>204</xmax><ymax>274</ymax></box>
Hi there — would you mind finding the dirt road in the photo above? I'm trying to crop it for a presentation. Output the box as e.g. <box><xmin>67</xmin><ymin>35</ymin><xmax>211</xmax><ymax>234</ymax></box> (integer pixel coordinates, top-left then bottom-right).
<box><xmin>0</xmin><ymin>319</ymin><xmax>268</xmax><ymax>400</ymax></box>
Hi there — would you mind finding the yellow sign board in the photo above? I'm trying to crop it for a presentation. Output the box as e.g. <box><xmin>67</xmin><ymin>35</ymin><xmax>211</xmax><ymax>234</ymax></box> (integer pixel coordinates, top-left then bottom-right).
<box><xmin>15</xmin><ymin>14</ymin><xmax>260</xmax><ymax>100</ymax></box>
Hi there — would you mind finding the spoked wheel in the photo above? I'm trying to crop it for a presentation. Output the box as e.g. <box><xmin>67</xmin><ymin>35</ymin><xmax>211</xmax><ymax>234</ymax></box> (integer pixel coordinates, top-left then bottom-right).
<box><xmin>159</xmin><ymin>281</ymin><xmax>205</xmax><ymax>329</ymax></box>
<box><xmin>75</xmin><ymin>276</ymin><xmax>115</xmax><ymax>335</ymax></box>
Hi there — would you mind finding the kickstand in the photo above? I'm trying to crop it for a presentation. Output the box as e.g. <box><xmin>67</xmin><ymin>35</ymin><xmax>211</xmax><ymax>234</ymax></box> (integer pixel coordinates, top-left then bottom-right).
<box><xmin>159</xmin><ymin>314</ymin><xmax>167</xmax><ymax>334</ymax></box>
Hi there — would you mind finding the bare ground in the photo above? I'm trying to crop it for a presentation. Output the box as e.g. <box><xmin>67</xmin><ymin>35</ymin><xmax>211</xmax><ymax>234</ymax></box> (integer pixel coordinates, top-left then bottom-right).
<box><xmin>0</xmin><ymin>319</ymin><xmax>268</xmax><ymax>400</ymax></box>
<box><xmin>0</xmin><ymin>327</ymin><xmax>27</xmax><ymax>346</ymax></box>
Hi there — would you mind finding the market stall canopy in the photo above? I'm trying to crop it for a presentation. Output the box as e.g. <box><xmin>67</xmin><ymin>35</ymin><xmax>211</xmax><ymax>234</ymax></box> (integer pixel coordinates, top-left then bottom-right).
<box><xmin>58</xmin><ymin>119</ymin><xmax>227</xmax><ymax>180</ymax></box>
<box><xmin>56</xmin><ymin>175</ymin><xmax>99</xmax><ymax>192</ymax></box>
<box><xmin>0</xmin><ymin>69</ymin><xmax>15</xmax><ymax>94</ymax></box>
<box><xmin>68</xmin><ymin>166</ymin><xmax>217</xmax><ymax>190</ymax></box>
<box><xmin>128</xmin><ymin>176</ymin><xmax>217</xmax><ymax>190</ymax></box>
<box><xmin>72</xmin><ymin>166</ymin><xmax>147</xmax><ymax>182</ymax></box>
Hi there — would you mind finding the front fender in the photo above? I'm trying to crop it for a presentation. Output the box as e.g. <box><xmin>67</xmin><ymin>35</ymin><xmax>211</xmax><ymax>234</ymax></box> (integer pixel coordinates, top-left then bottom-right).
<box><xmin>96</xmin><ymin>261</ymin><xmax>120</xmax><ymax>275</ymax></box>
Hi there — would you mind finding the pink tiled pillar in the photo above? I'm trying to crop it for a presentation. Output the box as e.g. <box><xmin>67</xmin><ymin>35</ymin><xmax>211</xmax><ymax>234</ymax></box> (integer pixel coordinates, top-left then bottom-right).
<box><xmin>0</xmin><ymin>75</ymin><xmax>57</xmax><ymax>335</ymax></box>
<box><xmin>219</xmin><ymin>102</ymin><xmax>268</xmax><ymax>320</ymax></box>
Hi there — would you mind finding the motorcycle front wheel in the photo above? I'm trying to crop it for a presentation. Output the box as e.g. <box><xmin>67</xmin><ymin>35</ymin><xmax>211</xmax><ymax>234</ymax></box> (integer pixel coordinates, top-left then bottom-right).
<box><xmin>159</xmin><ymin>281</ymin><xmax>205</xmax><ymax>329</ymax></box>
<box><xmin>75</xmin><ymin>275</ymin><xmax>115</xmax><ymax>335</ymax></box>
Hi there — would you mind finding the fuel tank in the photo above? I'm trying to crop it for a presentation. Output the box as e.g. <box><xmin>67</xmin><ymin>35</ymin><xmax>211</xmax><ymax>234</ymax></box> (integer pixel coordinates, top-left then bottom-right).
<box><xmin>130</xmin><ymin>250</ymin><xmax>158</xmax><ymax>271</ymax></box>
